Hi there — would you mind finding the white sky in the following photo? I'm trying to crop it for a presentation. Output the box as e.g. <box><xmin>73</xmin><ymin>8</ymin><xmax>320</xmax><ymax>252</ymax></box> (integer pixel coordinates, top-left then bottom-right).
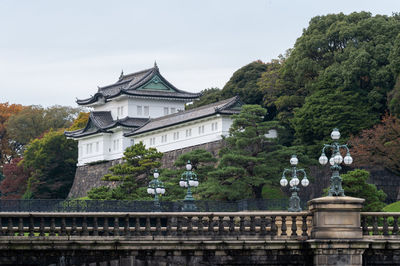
<box><xmin>0</xmin><ymin>0</ymin><xmax>399</xmax><ymax>107</ymax></box>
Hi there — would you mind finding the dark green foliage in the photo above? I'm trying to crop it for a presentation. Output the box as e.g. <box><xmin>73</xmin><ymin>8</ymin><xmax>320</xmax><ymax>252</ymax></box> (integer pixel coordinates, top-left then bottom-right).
<box><xmin>159</xmin><ymin>149</ymin><xmax>217</xmax><ymax>201</ymax></box>
<box><xmin>187</xmin><ymin>88</ymin><xmax>222</xmax><ymax>110</ymax></box>
<box><xmin>221</xmin><ymin>61</ymin><xmax>268</xmax><ymax>105</ymax></box>
<box><xmin>23</xmin><ymin>130</ymin><xmax>77</xmax><ymax>199</ymax></box>
<box><xmin>291</xmin><ymin>89</ymin><xmax>379</xmax><ymax>148</ymax></box>
<box><xmin>200</xmin><ymin>105</ymin><xmax>315</xmax><ymax>200</ymax></box>
<box><xmin>87</xmin><ymin>142</ymin><xmax>163</xmax><ymax>200</ymax></box>
<box><xmin>388</xmin><ymin>75</ymin><xmax>400</xmax><ymax>117</ymax></box>
<box><xmin>341</xmin><ymin>169</ymin><xmax>386</xmax><ymax>212</ymax></box>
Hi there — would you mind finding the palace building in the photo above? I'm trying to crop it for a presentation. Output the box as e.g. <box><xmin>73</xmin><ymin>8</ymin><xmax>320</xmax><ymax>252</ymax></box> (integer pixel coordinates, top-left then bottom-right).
<box><xmin>65</xmin><ymin>64</ymin><xmax>243</xmax><ymax>166</ymax></box>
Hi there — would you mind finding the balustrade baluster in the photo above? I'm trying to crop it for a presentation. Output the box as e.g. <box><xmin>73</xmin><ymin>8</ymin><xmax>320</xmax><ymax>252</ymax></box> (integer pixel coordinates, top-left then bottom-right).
<box><xmin>155</xmin><ymin>217</ymin><xmax>161</xmax><ymax>236</ymax></box>
<box><xmin>208</xmin><ymin>215</ymin><xmax>214</xmax><ymax>235</ymax></box>
<box><xmin>393</xmin><ymin>216</ymin><xmax>399</xmax><ymax>235</ymax></box>
<box><xmin>145</xmin><ymin>217</ymin><xmax>151</xmax><ymax>236</ymax></box>
<box><xmin>218</xmin><ymin>216</ymin><xmax>224</xmax><ymax>235</ymax></box>
<box><xmin>113</xmin><ymin>217</ymin><xmax>119</xmax><ymax>236</ymax></box>
<box><xmin>361</xmin><ymin>216</ymin><xmax>368</xmax><ymax>235</ymax></box>
<box><xmin>39</xmin><ymin>217</ymin><xmax>44</xmax><ymax>237</ymax></box>
<box><xmin>301</xmin><ymin>215</ymin><xmax>308</xmax><ymax>237</ymax></box>
<box><xmin>134</xmin><ymin>217</ymin><xmax>140</xmax><ymax>236</ymax></box>
<box><xmin>0</xmin><ymin>218</ymin><xmax>3</xmax><ymax>236</ymax></box>
<box><xmin>29</xmin><ymin>216</ymin><xmax>34</xmax><ymax>237</ymax></box>
<box><xmin>187</xmin><ymin>216</ymin><xmax>193</xmax><ymax>236</ymax></box>
<box><xmin>49</xmin><ymin>217</ymin><xmax>56</xmax><ymax>236</ymax></box>
<box><xmin>71</xmin><ymin>217</ymin><xmax>77</xmax><ymax>236</ymax></box>
<box><xmin>93</xmin><ymin>217</ymin><xmax>98</xmax><ymax>236</ymax></box>
<box><xmin>229</xmin><ymin>216</ymin><xmax>235</xmax><ymax>236</ymax></box>
<box><xmin>373</xmin><ymin>216</ymin><xmax>379</xmax><ymax>235</ymax></box>
<box><xmin>166</xmin><ymin>217</ymin><xmax>171</xmax><ymax>236</ymax></box>
<box><xmin>177</xmin><ymin>217</ymin><xmax>183</xmax><ymax>236</ymax></box>
<box><xmin>239</xmin><ymin>216</ymin><xmax>245</xmax><ymax>235</ymax></box>
<box><xmin>18</xmin><ymin>217</ymin><xmax>24</xmax><ymax>236</ymax></box>
<box><xmin>197</xmin><ymin>216</ymin><xmax>204</xmax><ymax>235</ymax></box>
<box><xmin>271</xmin><ymin>216</ymin><xmax>277</xmax><ymax>237</ymax></box>
<box><xmin>260</xmin><ymin>216</ymin><xmax>266</xmax><ymax>236</ymax></box>
<box><xmin>250</xmin><ymin>216</ymin><xmax>255</xmax><ymax>235</ymax></box>
<box><xmin>103</xmin><ymin>217</ymin><xmax>109</xmax><ymax>236</ymax></box>
<box><xmin>124</xmin><ymin>215</ymin><xmax>130</xmax><ymax>237</ymax></box>
<box><xmin>281</xmin><ymin>216</ymin><xmax>287</xmax><ymax>236</ymax></box>
<box><xmin>291</xmin><ymin>216</ymin><xmax>298</xmax><ymax>237</ymax></box>
<box><xmin>7</xmin><ymin>217</ymin><xmax>14</xmax><ymax>236</ymax></box>
<box><xmin>60</xmin><ymin>217</ymin><xmax>67</xmax><ymax>236</ymax></box>
<box><xmin>383</xmin><ymin>216</ymin><xmax>389</xmax><ymax>236</ymax></box>
<box><xmin>82</xmin><ymin>217</ymin><xmax>89</xmax><ymax>236</ymax></box>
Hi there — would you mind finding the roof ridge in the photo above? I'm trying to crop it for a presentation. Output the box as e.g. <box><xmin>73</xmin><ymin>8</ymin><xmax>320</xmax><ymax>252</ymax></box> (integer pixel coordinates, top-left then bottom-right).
<box><xmin>118</xmin><ymin>67</ymin><xmax>155</xmax><ymax>81</ymax></box>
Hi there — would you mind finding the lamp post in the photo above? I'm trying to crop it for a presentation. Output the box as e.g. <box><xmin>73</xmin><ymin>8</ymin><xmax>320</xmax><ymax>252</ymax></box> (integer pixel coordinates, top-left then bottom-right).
<box><xmin>179</xmin><ymin>160</ymin><xmax>199</xmax><ymax>211</ymax></box>
<box><xmin>280</xmin><ymin>155</ymin><xmax>309</xmax><ymax>212</ymax></box>
<box><xmin>147</xmin><ymin>169</ymin><xmax>165</xmax><ymax>212</ymax></box>
<box><xmin>318</xmin><ymin>128</ymin><xmax>353</xmax><ymax>196</ymax></box>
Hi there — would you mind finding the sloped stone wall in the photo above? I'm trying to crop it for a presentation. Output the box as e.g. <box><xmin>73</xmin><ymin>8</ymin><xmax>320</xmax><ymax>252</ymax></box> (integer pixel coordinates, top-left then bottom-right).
<box><xmin>68</xmin><ymin>140</ymin><xmax>224</xmax><ymax>198</ymax></box>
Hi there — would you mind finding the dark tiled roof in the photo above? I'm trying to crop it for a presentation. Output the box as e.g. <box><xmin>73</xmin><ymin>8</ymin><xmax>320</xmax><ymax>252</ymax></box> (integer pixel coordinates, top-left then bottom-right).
<box><xmin>124</xmin><ymin>96</ymin><xmax>242</xmax><ymax>137</ymax></box>
<box><xmin>64</xmin><ymin>111</ymin><xmax>148</xmax><ymax>138</ymax></box>
<box><xmin>77</xmin><ymin>65</ymin><xmax>201</xmax><ymax>105</ymax></box>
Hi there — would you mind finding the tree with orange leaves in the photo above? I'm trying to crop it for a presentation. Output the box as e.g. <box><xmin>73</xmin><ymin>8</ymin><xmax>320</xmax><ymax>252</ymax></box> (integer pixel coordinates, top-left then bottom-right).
<box><xmin>0</xmin><ymin>102</ymin><xmax>24</xmax><ymax>166</ymax></box>
<box><xmin>350</xmin><ymin>114</ymin><xmax>400</xmax><ymax>175</ymax></box>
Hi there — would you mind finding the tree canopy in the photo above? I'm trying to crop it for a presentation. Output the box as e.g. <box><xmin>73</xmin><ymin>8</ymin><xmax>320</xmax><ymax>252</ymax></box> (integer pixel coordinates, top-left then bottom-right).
<box><xmin>23</xmin><ymin>130</ymin><xmax>77</xmax><ymax>199</ymax></box>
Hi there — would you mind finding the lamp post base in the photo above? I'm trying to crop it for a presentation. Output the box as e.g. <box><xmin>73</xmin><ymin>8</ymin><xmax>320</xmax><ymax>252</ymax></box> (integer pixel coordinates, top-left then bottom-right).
<box><xmin>288</xmin><ymin>188</ymin><xmax>301</xmax><ymax>212</ymax></box>
<box><xmin>328</xmin><ymin>170</ymin><xmax>345</xmax><ymax>197</ymax></box>
<box><xmin>182</xmin><ymin>199</ymin><xmax>197</xmax><ymax>212</ymax></box>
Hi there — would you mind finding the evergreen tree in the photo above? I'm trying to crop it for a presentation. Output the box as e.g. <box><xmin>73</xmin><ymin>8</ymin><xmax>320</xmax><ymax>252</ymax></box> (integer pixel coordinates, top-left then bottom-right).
<box><xmin>341</xmin><ymin>169</ymin><xmax>386</xmax><ymax>212</ymax></box>
<box><xmin>88</xmin><ymin>142</ymin><xmax>163</xmax><ymax>200</ymax></box>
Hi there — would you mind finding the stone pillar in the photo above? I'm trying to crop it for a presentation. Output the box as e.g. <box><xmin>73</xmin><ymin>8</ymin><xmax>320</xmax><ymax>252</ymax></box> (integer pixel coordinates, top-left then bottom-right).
<box><xmin>307</xmin><ymin>196</ymin><xmax>367</xmax><ymax>266</ymax></box>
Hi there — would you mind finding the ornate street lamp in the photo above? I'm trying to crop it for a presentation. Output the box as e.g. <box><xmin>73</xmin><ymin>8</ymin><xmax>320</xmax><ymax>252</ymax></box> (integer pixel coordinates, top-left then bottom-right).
<box><xmin>147</xmin><ymin>169</ymin><xmax>165</xmax><ymax>212</ymax></box>
<box><xmin>318</xmin><ymin>128</ymin><xmax>353</xmax><ymax>196</ymax></box>
<box><xmin>179</xmin><ymin>160</ymin><xmax>199</xmax><ymax>211</ymax></box>
<box><xmin>280</xmin><ymin>155</ymin><xmax>309</xmax><ymax>212</ymax></box>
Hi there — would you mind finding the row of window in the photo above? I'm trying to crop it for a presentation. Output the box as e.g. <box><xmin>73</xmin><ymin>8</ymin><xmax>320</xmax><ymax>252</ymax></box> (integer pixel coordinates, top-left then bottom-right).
<box><xmin>148</xmin><ymin>122</ymin><xmax>218</xmax><ymax>146</ymax></box>
<box><xmin>80</xmin><ymin>139</ymin><xmax>121</xmax><ymax>156</ymax></box>
<box><xmin>116</xmin><ymin>106</ymin><xmax>180</xmax><ymax>117</ymax></box>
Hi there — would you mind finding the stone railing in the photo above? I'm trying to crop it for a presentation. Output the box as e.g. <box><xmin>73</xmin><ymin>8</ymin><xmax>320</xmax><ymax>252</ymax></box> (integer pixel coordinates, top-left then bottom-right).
<box><xmin>0</xmin><ymin>211</ymin><xmax>312</xmax><ymax>239</ymax></box>
<box><xmin>361</xmin><ymin>212</ymin><xmax>400</xmax><ymax>237</ymax></box>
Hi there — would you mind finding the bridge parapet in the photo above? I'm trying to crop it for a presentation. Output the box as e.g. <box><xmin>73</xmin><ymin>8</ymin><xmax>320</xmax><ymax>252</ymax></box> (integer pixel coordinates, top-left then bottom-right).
<box><xmin>0</xmin><ymin>211</ymin><xmax>312</xmax><ymax>239</ymax></box>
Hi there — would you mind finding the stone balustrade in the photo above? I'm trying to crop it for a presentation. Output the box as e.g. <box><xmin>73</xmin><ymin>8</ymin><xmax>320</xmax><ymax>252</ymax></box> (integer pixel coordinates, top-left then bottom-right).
<box><xmin>361</xmin><ymin>212</ymin><xmax>400</xmax><ymax>236</ymax></box>
<box><xmin>0</xmin><ymin>211</ymin><xmax>312</xmax><ymax>239</ymax></box>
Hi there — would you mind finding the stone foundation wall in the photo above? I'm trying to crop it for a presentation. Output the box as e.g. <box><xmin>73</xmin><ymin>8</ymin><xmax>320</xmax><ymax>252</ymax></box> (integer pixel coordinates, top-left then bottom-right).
<box><xmin>68</xmin><ymin>140</ymin><xmax>224</xmax><ymax>198</ymax></box>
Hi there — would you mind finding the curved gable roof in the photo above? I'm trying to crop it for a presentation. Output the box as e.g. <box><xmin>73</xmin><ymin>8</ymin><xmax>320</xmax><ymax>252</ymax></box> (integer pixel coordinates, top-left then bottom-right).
<box><xmin>77</xmin><ymin>64</ymin><xmax>201</xmax><ymax>105</ymax></box>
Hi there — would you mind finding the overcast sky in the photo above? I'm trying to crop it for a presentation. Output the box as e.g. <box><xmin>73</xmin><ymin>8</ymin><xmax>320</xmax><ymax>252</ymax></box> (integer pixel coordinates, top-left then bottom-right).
<box><xmin>0</xmin><ymin>0</ymin><xmax>399</xmax><ymax>107</ymax></box>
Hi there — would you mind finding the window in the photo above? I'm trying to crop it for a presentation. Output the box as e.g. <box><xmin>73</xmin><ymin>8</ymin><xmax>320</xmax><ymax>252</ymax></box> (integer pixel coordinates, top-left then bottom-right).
<box><xmin>161</xmin><ymin>134</ymin><xmax>168</xmax><ymax>143</ymax></box>
<box><xmin>211</xmin><ymin>122</ymin><xmax>218</xmax><ymax>131</ymax></box>
<box><xmin>113</xmin><ymin>139</ymin><xmax>120</xmax><ymax>151</ymax></box>
<box><xmin>144</xmin><ymin>106</ymin><xmax>149</xmax><ymax>116</ymax></box>
<box><xmin>173</xmin><ymin>132</ymin><xmax>179</xmax><ymax>140</ymax></box>
<box><xmin>120</xmin><ymin>106</ymin><xmax>124</xmax><ymax>116</ymax></box>
<box><xmin>79</xmin><ymin>146</ymin><xmax>82</xmax><ymax>156</ymax></box>
<box><xmin>198</xmin><ymin>125</ymin><xmax>204</xmax><ymax>134</ymax></box>
<box><xmin>171</xmin><ymin>107</ymin><xmax>176</xmax><ymax>113</ymax></box>
<box><xmin>96</xmin><ymin>142</ymin><xmax>99</xmax><ymax>152</ymax></box>
<box><xmin>185</xmin><ymin>129</ymin><xmax>192</xmax><ymax>137</ymax></box>
<box><xmin>164</xmin><ymin>107</ymin><xmax>169</xmax><ymax>115</ymax></box>
<box><xmin>86</xmin><ymin>143</ymin><xmax>93</xmax><ymax>154</ymax></box>
<box><xmin>150</xmin><ymin>137</ymin><xmax>156</xmax><ymax>146</ymax></box>
<box><xmin>137</xmin><ymin>106</ymin><xmax>142</xmax><ymax>115</ymax></box>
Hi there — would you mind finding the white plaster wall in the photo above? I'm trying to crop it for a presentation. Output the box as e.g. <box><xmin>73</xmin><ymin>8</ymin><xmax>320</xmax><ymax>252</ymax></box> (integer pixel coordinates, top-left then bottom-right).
<box><xmin>132</xmin><ymin>115</ymin><xmax>234</xmax><ymax>152</ymax></box>
<box><xmin>76</xmin><ymin>128</ymin><xmax>132</xmax><ymax>166</ymax></box>
<box><xmin>94</xmin><ymin>96</ymin><xmax>185</xmax><ymax>119</ymax></box>
<box><xmin>94</xmin><ymin>98</ymin><xmax>129</xmax><ymax>120</ymax></box>
<box><xmin>127</xmin><ymin>97</ymin><xmax>185</xmax><ymax>118</ymax></box>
